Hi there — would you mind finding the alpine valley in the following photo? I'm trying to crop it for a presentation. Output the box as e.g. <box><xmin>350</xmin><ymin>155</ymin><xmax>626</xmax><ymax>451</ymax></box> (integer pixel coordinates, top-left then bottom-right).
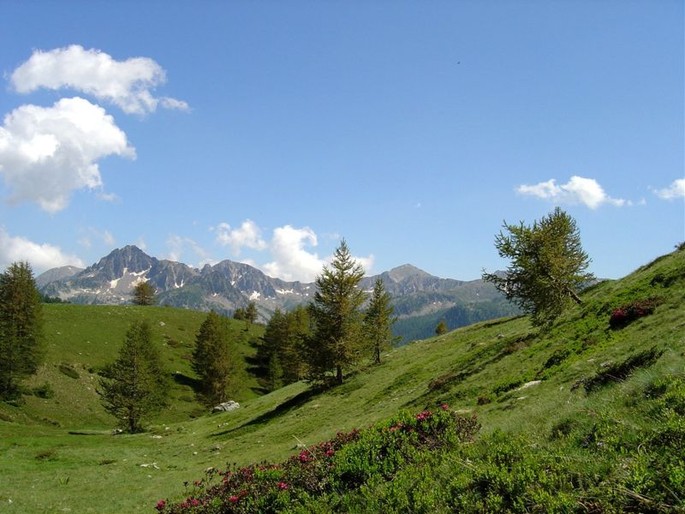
<box><xmin>37</xmin><ymin>245</ymin><xmax>519</xmax><ymax>343</ymax></box>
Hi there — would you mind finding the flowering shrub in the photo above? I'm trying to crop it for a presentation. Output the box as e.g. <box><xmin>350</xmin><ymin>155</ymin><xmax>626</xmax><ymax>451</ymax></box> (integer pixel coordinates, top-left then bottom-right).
<box><xmin>156</xmin><ymin>406</ymin><xmax>479</xmax><ymax>513</ymax></box>
<box><xmin>609</xmin><ymin>297</ymin><xmax>661</xmax><ymax>329</ymax></box>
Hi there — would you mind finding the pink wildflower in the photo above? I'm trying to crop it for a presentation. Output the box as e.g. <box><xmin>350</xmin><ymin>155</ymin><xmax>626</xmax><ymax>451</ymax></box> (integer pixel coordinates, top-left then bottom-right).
<box><xmin>155</xmin><ymin>499</ymin><xmax>166</xmax><ymax>511</ymax></box>
<box><xmin>229</xmin><ymin>495</ymin><xmax>239</xmax><ymax>503</ymax></box>
<box><xmin>278</xmin><ymin>481</ymin><xmax>289</xmax><ymax>490</ymax></box>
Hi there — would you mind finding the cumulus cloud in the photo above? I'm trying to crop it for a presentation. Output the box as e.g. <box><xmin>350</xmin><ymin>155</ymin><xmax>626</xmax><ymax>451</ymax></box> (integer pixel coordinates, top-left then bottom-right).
<box><xmin>0</xmin><ymin>97</ymin><xmax>134</xmax><ymax>212</ymax></box>
<box><xmin>652</xmin><ymin>178</ymin><xmax>685</xmax><ymax>200</ymax></box>
<box><xmin>10</xmin><ymin>45</ymin><xmax>188</xmax><ymax>115</ymax></box>
<box><xmin>214</xmin><ymin>219</ymin><xmax>267</xmax><ymax>255</ymax></box>
<box><xmin>262</xmin><ymin>225</ymin><xmax>327</xmax><ymax>282</ymax></box>
<box><xmin>517</xmin><ymin>176</ymin><xmax>628</xmax><ymax>209</ymax></box>
<box><xmin>215</xmin><ymin>222</ymin><xmax>374</xmax><ymax>283</ymax></box>
<box><xmin>0</xmin><ymin>227</ymin><xmax>84</xmax><ymax>273</ymax></box>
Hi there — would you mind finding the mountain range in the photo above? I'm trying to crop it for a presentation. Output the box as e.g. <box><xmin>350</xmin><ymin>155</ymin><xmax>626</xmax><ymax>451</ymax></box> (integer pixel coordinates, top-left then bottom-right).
<box><xmin>37</xmin><ymin>245</ymin><xmax>519</xmax><ymax>342</ymax></box>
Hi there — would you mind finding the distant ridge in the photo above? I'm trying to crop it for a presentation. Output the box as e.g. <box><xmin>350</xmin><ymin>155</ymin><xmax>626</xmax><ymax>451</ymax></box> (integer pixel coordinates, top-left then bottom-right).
<box><xmin>37</xmin><ymin>246</ymin><xmax>517</xmax><ymax>342</ymax></box>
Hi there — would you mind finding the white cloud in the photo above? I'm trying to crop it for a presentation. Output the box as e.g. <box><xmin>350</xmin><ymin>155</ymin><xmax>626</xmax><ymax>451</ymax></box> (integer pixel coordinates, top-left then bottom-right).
<box><xmin>214</xmin><ymin>219</ymin><xmax>267</xmax><ymax>255</ymax></box>
<box><xmin>166</xmin><ymin>235</ymin><xmax>213</xmax><ymax>267</ymax></box>
<box><xmin>257</xmin><ymin>224</ymin><xmax>374</xmax><ymax>282</ymax></box>
<box><xmin>517</xmin><ymin>175</ymin><xmax>628</xmax><ymax>209</ymax></box>
<box><xmin>0</xmin><ymin>97</ymin><xmax>135</xmax><ymax>212</ymax></box>
<box><xmin>0</xmin><ymin>227</ymin><xmax>84</xmax><ymax>273</ymax></box>
<box><xmin>11</xmin><ymin>45</ymin><xmax>188</xmax><ymax>115</ymax></box>
<box><xmin>262</xmin><ymin>225</ymin><xmax>326</xmax><ymax>282</ymax></box>
<box><xmin>652</xmin><ymin>178</ymin><xmax>685</xmax><ymax>200</ymax></box>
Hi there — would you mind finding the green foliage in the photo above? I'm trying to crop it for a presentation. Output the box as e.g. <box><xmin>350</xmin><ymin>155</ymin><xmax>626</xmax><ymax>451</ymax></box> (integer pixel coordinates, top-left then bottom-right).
<box><xmin>58</xmin><ymin>363</ymin><xmax>80</xmax><ymax>379</ymax></box>
<box><xmin>98</xmin><ymin>321</ymin><xmax>170</xmax><ymax>433</ymax></box>
<box><xmin>363</xmin><ymin>278</ymin><xmax>396</xmax><ymax>364</ymax></box>
<box><xmin>578</xmin><ymin>346</ymin><xmax>664</xmax><ymax>393</ymax></box>
<box><xmin>254</xmin><ymin>306</ymin><xmax>311</xmax><ymax>391</ymax></box>
<box><xmin>234</xmin><ymin>301</ymin><xmax>258</xmax><ymax>325</ymax></box>
<box><xmin>31</xmin><ymin>382</ymin><xmax>55</xmax><ymax>399</ymax></box>
<box><xmin>435</xmin><ymin>319</ymin><xmax>448</xmax><ymax>335</ymax></box>
<box><xmin>132</xmin><ymin>281</ymin><xmax>156</xmax><ymax>306</ymax></box>
<box><xmin>307</xmin><ymin>239</ymin><xmax>366</xmax><ymax>385</ymax></box>
<box><xmin>483</xmin><ymin>207</ymin><xmax>594</xmax><ymax>327</ymax></box>
<box><xmin>0</xmin><ymin>261</ymin><xmax>44</xmax><ymax>400</ymax></box>
<box><xmin>192</xmin><ymin>311</ymin><xmax>238</xmax><ymax>406</ymax></box>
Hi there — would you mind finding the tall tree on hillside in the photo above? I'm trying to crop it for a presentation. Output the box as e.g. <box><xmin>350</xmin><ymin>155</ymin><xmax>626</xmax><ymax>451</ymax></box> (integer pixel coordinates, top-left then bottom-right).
<box><xmin>192</xmin><ymin>311</ymin><xmax>236</xmax><ymax>406</ymax></box>
<box><xmin>363</xmin><ymin>278</ymin><xmax>396</xmax><ymax>364</ymax></box>
<box><xmin>255</xmin><ymin>305</ymin><xmax>311</xmax><ymax>391</ymax></box>
<box><xmin>234</xmin><ymin>301</ymin><xmax>258</xmax><ymax>330</ymax></box>
<box><xmin>482</xmin><ymin>207</ymin><xmax>594</xmax><ymax>327</ymax></box>
<box><xmin>98</xmin><ymin>321</ymin><xmax>169</xmax><ymax>433</ymax></box>
<box><xmin>0</xmin><ymin>262</ymin><xmax>44</xmax><ymax>400</ymax></box>
<box><xmin>307</xmin><ymin>240</ymin><xmax>366</xmax><ymax>385</ymax></box>
<box><xmin>132</xmin><ymin>281</ymin><xmax>156</xmax><ymax>306</ymax></box>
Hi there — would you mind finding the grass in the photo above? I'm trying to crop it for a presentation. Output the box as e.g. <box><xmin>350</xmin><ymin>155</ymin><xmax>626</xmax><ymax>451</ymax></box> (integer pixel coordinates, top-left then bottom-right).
<box><xmin>0</xmin><ymin>246</ymin><xmax>683</xmax><ymax>512</ymax></box>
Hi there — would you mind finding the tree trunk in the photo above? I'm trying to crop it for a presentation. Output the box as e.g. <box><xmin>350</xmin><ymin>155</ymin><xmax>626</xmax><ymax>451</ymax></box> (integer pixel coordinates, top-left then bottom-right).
<box><xmin>336</xmin><ymin>365</ymin><xmax>343</xmax><ymax>384</ymax></box>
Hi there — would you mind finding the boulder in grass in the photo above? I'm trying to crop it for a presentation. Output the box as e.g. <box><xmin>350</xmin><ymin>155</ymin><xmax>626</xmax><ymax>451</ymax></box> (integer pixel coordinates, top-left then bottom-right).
<box><xmin>212</xmin><ymin>401</ymin><xmax>240</xmax><ymax>413</ymax></box>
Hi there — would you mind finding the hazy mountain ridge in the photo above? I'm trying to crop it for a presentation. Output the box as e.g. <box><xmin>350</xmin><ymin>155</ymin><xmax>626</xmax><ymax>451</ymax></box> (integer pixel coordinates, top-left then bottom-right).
<box><xmin>37</xmin><ymin>245</ymin><xmax>515</xmax><ymax>340</ymax></box>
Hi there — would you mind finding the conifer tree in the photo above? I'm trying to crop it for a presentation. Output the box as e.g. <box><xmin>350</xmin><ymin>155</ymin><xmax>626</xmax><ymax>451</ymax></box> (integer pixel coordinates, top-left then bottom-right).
<box><xmin>307</xmin><ymin>240</ymin><xmax>366</xmax><ymax>385</ymax></box>
<box><xmin>192</xmin><ymin>311</ymin><xmax>236</xmax><ymax>406</ymax></box>
<box><xmin>483</xmin><ymin>207</ymin><xmax>594</xmax><ymax>327</ymax></box>
<box><xmin>98</xmin><ymin>321</ymin><xmax>169</xmax><ymax>433</ymax></box>
<box><xmin>132</xmin><ymin>281</ymin><xmax>156</xmax><ymax>306</ymax></box>
<box><xmin>363</xmin><ymin>278</ymin><xmax>396</xmax><ymax>364</ymax></box>
<box><xmin>0</xmin><ymin>262</ymin><xmax>44</xmax><ymax>400</ymax></box>
<box><xmin>435</xmin><ymin>320</ymin><xmax>448</xmax><ymax>335</ymax></box>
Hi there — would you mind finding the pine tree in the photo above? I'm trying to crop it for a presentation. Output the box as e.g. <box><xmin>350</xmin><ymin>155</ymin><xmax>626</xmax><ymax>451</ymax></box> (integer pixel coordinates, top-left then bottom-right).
<box><xmin>307</xmin><ymin>239</ymin><xmax>366</xmax><ymax>385</ymax></box>
<box><xmin>254</xmin><ymin>306</ymin><xmax>311</xmax><ymax>391</ymax></box>
<box><xmin>0</xmin><ymin>262</ymin><xmax>44</xmax><ymax>400</ymax></box>
<box><xmin>132</xmin><ymin>281</ymin><xmax>156</xmax><ymax>306</ymax></box>
<box><xmin>192</xmin><ymin>311</ymin><xmax>236</xmax><ymax>406</ymax></box>
<box><xmin>98</xmin><ymin>321</ymin><xmax>169</xmax><ymax>433</ymax></box>
<box><xmin>435</xmin><ymin>320</ymin><xmax>448</xmax><ymax>335</ymax></box>
<box><xmin>482</xmin><ymin>207</ymin><xmax>594</xmax><ymax>327</ymax></box>
<box><xmin>363</xmin><ymin>278</ymin><xmax>396</xmax><ymax>364</ymax></box>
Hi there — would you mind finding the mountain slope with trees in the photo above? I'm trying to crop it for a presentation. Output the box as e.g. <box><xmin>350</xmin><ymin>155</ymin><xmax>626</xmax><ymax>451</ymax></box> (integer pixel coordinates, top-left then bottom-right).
<box><xmin>37</xmin><ymin>245</ymin><xmax>516</xmax><ymax>342</ymax></box>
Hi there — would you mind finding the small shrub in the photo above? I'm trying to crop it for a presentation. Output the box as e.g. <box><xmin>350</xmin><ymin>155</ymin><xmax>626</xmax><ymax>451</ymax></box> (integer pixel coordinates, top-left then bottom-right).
<box><xmin>58</xmin><ymin>363</ymin><xmax>79</xmax><ymax>379</ymax></box>
<box><xmin>35</xmin><ymin>449</ymin><xmax>58</xmax><ymax>461</ymax></box>
<box><xmin>476</xmin><ymin>394</ymin><xmax>493</xmax><ymax>405</ymax></box>
<box><xmin>32</xmin><ymin>382</ymin><xmax>55</xmax><ymax>399</ymax></box>
<box><xmin>609</xmin><ymin>297</ymin><xmax>661</xmax><ymax>329</ymax></box>
<box><xmin>581</xmin><ymin>346</ymin><xmax>664</xmax><ymax>393</ymax></box>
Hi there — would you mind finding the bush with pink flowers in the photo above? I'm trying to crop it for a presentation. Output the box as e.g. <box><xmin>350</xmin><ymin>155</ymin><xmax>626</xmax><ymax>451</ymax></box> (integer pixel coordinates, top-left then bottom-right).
<box><xmin>609</xmin><ymin>297</ymin><xmax>661</xmax><ymax>329</ymax></box>
<box><xmin>156</xmin><ymin>406</ymin><xmax>479</xmax><ymax>513</ymax></box>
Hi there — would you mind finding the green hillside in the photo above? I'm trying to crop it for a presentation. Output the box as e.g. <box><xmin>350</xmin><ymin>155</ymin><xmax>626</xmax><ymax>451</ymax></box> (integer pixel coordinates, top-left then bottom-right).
<box><xmin>0</xmin><ymin>247</ymin><xmax>683</xmax><ymax>512</ymax></box>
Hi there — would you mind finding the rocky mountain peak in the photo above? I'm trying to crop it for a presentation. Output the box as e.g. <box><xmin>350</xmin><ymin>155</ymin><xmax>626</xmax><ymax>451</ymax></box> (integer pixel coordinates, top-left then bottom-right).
<box><xmin>386</xmin><ymin>264</ymin><xmax>433</xmax><ymax>282</ymax></box>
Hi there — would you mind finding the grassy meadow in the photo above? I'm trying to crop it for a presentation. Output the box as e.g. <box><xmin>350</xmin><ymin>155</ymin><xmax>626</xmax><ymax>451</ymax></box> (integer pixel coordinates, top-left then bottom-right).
<box><xmin>1</xmin><ymin>247</ymin><xmax>684</xmax><ymax>512</ymax></box>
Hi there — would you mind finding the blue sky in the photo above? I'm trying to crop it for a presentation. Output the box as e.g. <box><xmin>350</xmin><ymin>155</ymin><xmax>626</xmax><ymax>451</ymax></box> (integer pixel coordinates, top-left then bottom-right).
<box><xmin>0</xmin><ymin>1</ymin><xmax>683</xmax><ymax>282</ymax></box>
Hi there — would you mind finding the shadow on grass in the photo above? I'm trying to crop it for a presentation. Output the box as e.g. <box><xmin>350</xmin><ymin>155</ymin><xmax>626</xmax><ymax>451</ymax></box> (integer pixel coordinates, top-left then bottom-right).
<box><xmin>212</xmin><ymin>386</ymin><xmax>320</xmax><ymax>437</ymax></box>
<box><xmin>172</xmin><ymin>372</ymin><xmax>201</xmax><ymax>392</ymax></box>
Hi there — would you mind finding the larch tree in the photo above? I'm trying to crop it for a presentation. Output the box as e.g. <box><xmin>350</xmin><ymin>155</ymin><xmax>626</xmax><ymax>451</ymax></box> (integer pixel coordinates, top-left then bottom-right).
<box><xmin>0</xmin><ymin>262</ymin><xmax>44</xmax><ymax>400</ymax></box>
<box><xmin>307</xmin><ymin>239</ymin><xmax>366</xmax><ymax>385</ymax></box>
<box><xmin>98</xmin><ymin>321</ymin><xmax>169</xmax><ymax>433</ymax></box>
<box><xmin>192</xmin><ymin>311</ymin><xmax>236</xmax><ymax>406</ymax></box>
<box><xmin>363</xmin><ymin>278</ymin><xmax>396</xmax><ymax>364</ymax></box>
<box><xmin>482</xmin><ymin>207</ymin><xmax>594</xmax><ymax>327</ymax></box>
